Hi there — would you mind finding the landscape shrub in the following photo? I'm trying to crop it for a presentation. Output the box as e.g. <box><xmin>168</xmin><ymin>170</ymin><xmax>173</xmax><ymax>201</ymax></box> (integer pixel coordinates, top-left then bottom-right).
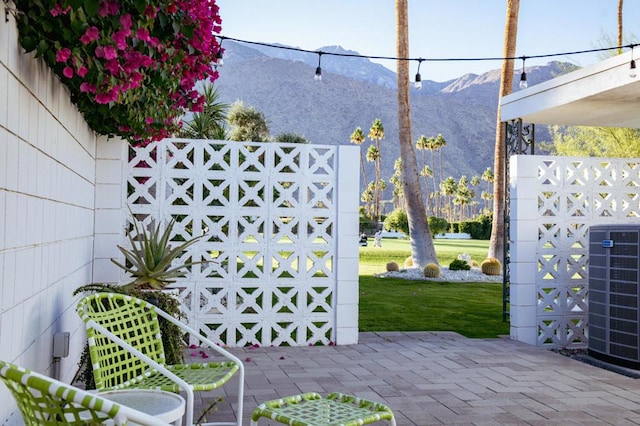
<box><xmin>449</xmin><ymin>259</ymin><xmax>471</xmax><ymax>271</ymax></box>
<box><xmin>383</xmin><ymin>208</ymin><xmax>409</xmax><ymax>235</ymax></box>
<box><xmin>386</xmin><ymin>261</ymin><xmax>400</xmax><ymax>272</ymax></box>
<box><xmin>428</xmin><ymin>216</ymin><xmax>448</xmax><ymax>235</ymax></box>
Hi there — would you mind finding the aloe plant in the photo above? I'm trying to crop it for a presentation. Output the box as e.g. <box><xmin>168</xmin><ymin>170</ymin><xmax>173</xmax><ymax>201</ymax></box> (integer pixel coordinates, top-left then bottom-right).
<box><xmin>112</xmin><ymin>216</ymin><xmax>205</xmax><ymax>290</ymax></box>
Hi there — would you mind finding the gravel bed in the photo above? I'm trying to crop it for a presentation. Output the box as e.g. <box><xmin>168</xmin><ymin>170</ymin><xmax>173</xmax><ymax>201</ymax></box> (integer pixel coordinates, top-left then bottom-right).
<box><xmin>374</xmin><ymin>266</ymin><xmax>502</xmax><ymax>282</ymax></box>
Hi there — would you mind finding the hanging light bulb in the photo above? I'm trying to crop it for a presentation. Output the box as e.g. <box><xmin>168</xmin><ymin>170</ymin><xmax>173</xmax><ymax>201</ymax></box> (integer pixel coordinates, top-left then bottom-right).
<box><xmin>215</xmin><ymin>37</ymin><xmax>224</xmax><ymax>67</ymax></box>
<box><xmin>519</xmin><ymin>57</ymin><xmax>528</xmax><ymax>89</ymax></box>
<box><xmin>414</xmin><ymin>59</ymin><xmax>423</xmax><ymax>90</ymax></box>
<box><xmin>519</xmin><ymin>71</ymin><xmax>528</xmax><ymax>89</ymax></box>
<box><xmin>630</xmin><ymin>46</ymin><xmax>637</xmax><ymax>78</ymax></box>
<box><xmin>314</xmin><ymin>52</ymin><xmax>323</xmax><ymax>81</ymax></box>
<box><xmin>215</xmin><ymin>50</ymin><xmax>224</xmax><ymax>67</ymax></box>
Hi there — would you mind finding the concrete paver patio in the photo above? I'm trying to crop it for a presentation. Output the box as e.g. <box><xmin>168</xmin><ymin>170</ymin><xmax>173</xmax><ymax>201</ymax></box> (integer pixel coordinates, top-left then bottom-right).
<box><xmin>192</xmin><ymin>332</ymin><xmax>640</xmax><ymax>425</ymax></box>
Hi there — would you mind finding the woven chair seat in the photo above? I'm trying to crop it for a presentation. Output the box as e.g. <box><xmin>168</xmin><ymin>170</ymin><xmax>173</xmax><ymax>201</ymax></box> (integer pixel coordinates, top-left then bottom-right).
<box><xmin>107</xmin><ymin>361</ymin><xmax>239</xmax><ymax>391</ymax></box>
<box><xmin>251</xmin><ymin>392</ymin><xmax>396</xmax><ymax>426</ymax></box>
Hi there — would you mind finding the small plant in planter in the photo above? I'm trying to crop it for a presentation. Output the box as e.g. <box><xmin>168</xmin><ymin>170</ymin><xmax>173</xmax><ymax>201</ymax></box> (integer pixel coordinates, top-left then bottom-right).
<box><xmin>113</xmin><ymin>215</ymin><xmax>206</xmax><ymax>290</ymax></box>
<box><xmin>74</xmin><ymin>213</ymin><xmax>208</xmax><ymax>389</ymax></box>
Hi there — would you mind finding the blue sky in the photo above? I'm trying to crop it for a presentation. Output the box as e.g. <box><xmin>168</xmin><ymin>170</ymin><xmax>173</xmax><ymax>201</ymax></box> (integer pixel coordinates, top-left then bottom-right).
<box><xmin>216</xmin><ymin>0</ymin><xmax>640</xmax><ymax>82</ymax></box>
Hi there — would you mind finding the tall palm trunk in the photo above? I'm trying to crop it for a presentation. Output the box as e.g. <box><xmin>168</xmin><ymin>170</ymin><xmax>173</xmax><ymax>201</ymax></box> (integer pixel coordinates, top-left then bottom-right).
<box><xmin>396</xmin><ymin>0</ymin><xmax>437</xmax><ymax>267</ymax></box>
<box><xmin>488</xmin><ymin>0</ymin><xmax>520</xmax><ymax>259</ymax></box>
<box><xmin>618</xmin><ymin>0</ymin><xmax>624</xmax><ymax>54</ymax></box>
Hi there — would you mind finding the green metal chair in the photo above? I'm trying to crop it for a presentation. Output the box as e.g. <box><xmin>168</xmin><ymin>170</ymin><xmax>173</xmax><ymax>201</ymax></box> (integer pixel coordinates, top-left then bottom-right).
<box><xmin>0</xmin><ymin>360</ymin><xmax>172</xmax><ymax>425</ymax></box>
<box><xmin>76</xmin><ymin>292</ymin><xmax>244</xmax><ymax>426</ymax></box>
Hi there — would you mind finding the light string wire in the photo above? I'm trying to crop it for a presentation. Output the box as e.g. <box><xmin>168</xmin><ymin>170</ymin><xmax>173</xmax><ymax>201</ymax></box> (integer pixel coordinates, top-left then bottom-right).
<box><xmin>217</xmin><ymin>35</ymin><xmax>639</xmax><ymax>65</ymax></box>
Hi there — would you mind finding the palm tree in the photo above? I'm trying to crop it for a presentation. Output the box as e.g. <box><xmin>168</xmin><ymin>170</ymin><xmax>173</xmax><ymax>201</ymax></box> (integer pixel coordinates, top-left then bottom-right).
<box><xmin>180</xmin><ymin>83</ymin><xmax>229</xmax><ymax>139</ymax></box>
<box><xmin>481</xmin><ymin>167</ymin><xmax>495</xmax><ymax>212</ymax></box>
<box><xmin>441</xmin><ymin>176</ymin><xmax>457</xmax><ymax>232</ymax></box>
<box><xmin>420</xmin><ymin>165</ymin><xmax>434</xmax><ymax>214</ymax></box>
<box><xmin>434</xmin><ymin>134</ymin><xmax>447</xmax><ymax>214</ymax></box>
<box><xmin>470</xmin><ymin>175</ymin><xmax>481</xmax><ymax>217</ymax></box>
<box><xmin>488</xmin><ymin>0</ymin><xmax>520</xmax><ymax>260</ymax></box>
<box><xmin>415</xmin><ymin>135</ymin><xmax>431</xmax><ymax>212</ymax></box>
<box><xmin>350</xmin><ymin>127</ymin><xmax>368</xmax><ymax>194</ymax></box>
<box><xmin>395</xmin><ymin>0</ymin><xmax>437</xmax><ymax>266</ymax></box>
<box><xmin>368</xmin><ymin>119</ymin><xmax>385</xmax><ymax>225</ymax></box>
<box><xmin>425</xmin><ymin>136</ymin><xmax>439</xmax><ymax>214</ymax></box>
<box><xmin>391</xmin><ymin>157</ymin><xmax>405</xmax><ymax>210</ymax></box>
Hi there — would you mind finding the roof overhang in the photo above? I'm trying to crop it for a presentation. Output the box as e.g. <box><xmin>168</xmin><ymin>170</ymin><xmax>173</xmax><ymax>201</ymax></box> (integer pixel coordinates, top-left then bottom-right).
<box><xmin>501</xmin><ymin>50</ymin><xmax>640</xmax><ymax>128</ymax></box>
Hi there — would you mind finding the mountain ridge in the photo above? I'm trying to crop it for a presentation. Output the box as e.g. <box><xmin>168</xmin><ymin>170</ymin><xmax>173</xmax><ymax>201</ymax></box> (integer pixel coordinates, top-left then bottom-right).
<box><xmin>214</xmin><ymin>40</ymin><xmax>573</xmax><ymax>197</ymax></box>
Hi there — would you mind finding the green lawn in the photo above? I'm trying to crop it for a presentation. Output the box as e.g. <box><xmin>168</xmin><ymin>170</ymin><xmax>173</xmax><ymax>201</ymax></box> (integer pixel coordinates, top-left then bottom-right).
<box><xmin>358</xmin><ymin>238</ymin><xmax>509</xmax><ymax>338</ymax></box>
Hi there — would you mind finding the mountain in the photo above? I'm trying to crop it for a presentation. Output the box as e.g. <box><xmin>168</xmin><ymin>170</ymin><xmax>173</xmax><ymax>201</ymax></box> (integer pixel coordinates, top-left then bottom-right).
<box><xmin>214</xmin><ymin>40</ymin><xmax>574</xmax><ymax>196</ymax></box>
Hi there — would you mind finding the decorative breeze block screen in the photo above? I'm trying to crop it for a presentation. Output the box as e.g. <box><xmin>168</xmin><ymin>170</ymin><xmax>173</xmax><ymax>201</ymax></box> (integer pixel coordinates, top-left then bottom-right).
<box><xmin>126</xmin><ymin>140</ymin><xmax>338</xmax><ymax>347</ymax></box>
<box><xmin>510</xmin><ymin>156</ymin><xmax>640</xmax><ymax>348</ymax></box>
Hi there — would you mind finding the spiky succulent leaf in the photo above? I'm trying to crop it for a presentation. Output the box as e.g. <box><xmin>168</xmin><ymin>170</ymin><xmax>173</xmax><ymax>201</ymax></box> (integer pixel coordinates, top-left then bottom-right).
<box><xmin>112</xmin><ymin>214</ymin><xmax>210</xmax><ymax>289</ymax></box>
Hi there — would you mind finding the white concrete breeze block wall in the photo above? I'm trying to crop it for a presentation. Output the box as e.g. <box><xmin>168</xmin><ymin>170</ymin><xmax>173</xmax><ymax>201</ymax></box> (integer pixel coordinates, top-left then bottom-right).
<box><xmin>0</xmin><ymin>11</ymin><xmax>99</xmax><ymax>425</ymax></box>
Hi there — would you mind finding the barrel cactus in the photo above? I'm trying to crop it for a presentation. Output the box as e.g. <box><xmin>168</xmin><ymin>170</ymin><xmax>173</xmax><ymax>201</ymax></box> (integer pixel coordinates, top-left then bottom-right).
<box><xmin>404</xmin><ymin>256</ymin><xmax>413</xmax><ymax>267</ymax></box>
<box><xmin>423</xmin><ymin>263</ymin><xmax>440</xmax><ymax>278</ymax></box>
<box><xmin>386</xmin><ymin>261</ymin><xmax>400</xmax><ymax>272</ymax></box>
<box><xmin>481</xmin><ymin>257</ymin><xmax>502</xmax><ymax>276</ymax></box>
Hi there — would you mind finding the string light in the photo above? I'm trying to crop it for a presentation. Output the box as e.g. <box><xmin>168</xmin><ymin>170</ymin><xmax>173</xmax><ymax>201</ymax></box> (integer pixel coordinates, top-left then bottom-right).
<box><xmin>414</xmin><ymin>59</ymin><xmax>423</xmax><ymax>90</ymax></box>
<box><xmin>630</xmin><ymin>46</ymin><xmax>637</xmax><ymax>78</ymax></box>
<box><xmin>217</xmin><ymin>36</ymin><xmax>639</xmax><ymax>84</ymax></box>
<box><xmin>315</xmin><ymin>52</ymin><xmax>323</xmax><ymax>81</ymax></box>
<box><xmin>519</xmin><ymin>57</ymin><xmax>528</xmax><ymax>89</ymax></box>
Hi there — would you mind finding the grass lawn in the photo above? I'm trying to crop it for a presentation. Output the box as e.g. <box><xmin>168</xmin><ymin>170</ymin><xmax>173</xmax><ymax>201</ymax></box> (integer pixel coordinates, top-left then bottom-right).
<box><xmin>358</xmin><ymin>238</ymin><xmax>509</xmax><ymax>338</ymax></box>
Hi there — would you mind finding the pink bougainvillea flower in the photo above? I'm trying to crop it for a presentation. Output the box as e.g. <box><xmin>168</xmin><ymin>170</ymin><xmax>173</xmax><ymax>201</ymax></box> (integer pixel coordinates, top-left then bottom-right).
<box><xmin>102</xmin><ymin>45</ymin><xmax>117</xmax><ymax>60</ymax></box>
<box><xmin>190</xmin><ymin>351</ymin><xmax>198</xmax><ymax>356</ymax></box>
<box><xmin>145</xmin><ymin>117</ymin><xmax>153</xmax><ymax>125</ymax></box>
<box><xmin>136</xmin><ymin>28</ymin><xmax>150</xmax><ymax>42</ymax></box>
<box><xmin>144</xmin><ymin>4</ymin><xmax>157</xmax><ymax>18</ymax></box>
<box><xmin>98</xmin><ymin>0</ymin><xmax>120</xmax><ymax>17</ymax></box>
<box><xmin>244</xmin><ymin>357</ymin><xmax>251</xmax><ymax>363</ymax></box>
<box><xmin>55</xmin><ymin>48</ymin><xmax>71</xmax><ymax>63</ymax></box>
<box><xmin>49</xmin><ymin>3</ymin><xmax>71</xmax><ymax>17</ymax></box>
<box><xmin>104</xmin><ymin>59</ymin><xmax>120</xmax><ymax>74</ymax></box>
<box><xmin>80</xmin><ymin>82</ymin><xmax>96</xmax><ymax>93</ymax></box>
<box><xmin>76</xmin><ymin>66</ymin><xmax>88</xmax><ymax>78</ymax></box>
<box><xmin>80</xmin><ymin>26</ymin><xmax>99</xmax><ymax>45</ymax></box>
<box><xmin>189</xmin><ymin>344</ymin><xmax>198</xmax><ymax>349</ymax></box>
<box><xmin>119</xmin><ymin>14</ymin><xmax>132</xmax><ymax>32</ymax></box>
<box><xmin>112</xmin><ymin>30</ymin><xmax>128</xmax><ymax>50</ymax></box>
<box><xmin>16</xmin><ymin>0</ymin><xmax>224</xmax><ymax>145</ymax></box>
<box><xmin>94</xmin><ymin>85</ymin><xmax>120</xmax><ymax>104</ymax></box>
<box><xmin>62</xmin><ymin>66</ymin><xmax>73</xmax><ymax>78</ymax></box>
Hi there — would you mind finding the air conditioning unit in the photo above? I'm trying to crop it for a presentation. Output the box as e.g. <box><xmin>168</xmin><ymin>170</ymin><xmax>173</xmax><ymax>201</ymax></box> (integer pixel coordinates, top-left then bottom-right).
<box><xmin>589</xmin><ymin>224</ymin><xmax>640</xmax><ymax>369</ymax></box>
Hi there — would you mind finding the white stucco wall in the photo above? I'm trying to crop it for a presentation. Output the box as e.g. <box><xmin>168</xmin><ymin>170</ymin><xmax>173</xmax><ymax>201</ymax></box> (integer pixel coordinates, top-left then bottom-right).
<box><xmin>0</xmin><ymin>12</ymin><xmax>99</xmax><ymax>425</ymax></box>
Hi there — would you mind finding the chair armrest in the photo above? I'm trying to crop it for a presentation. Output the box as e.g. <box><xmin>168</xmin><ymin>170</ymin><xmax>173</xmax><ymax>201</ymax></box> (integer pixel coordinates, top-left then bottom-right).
<box><xmin>154</xmin><ymin>308</ymin><xmax>246</xmax><ymax>367</ymax></box>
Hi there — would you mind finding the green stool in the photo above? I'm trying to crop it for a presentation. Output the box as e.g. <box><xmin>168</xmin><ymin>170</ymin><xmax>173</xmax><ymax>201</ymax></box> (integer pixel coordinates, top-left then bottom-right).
<box><xmin>251</xmin><ymin>392</ymin><xmax>396</xmax><ymax>425</ymax></box>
